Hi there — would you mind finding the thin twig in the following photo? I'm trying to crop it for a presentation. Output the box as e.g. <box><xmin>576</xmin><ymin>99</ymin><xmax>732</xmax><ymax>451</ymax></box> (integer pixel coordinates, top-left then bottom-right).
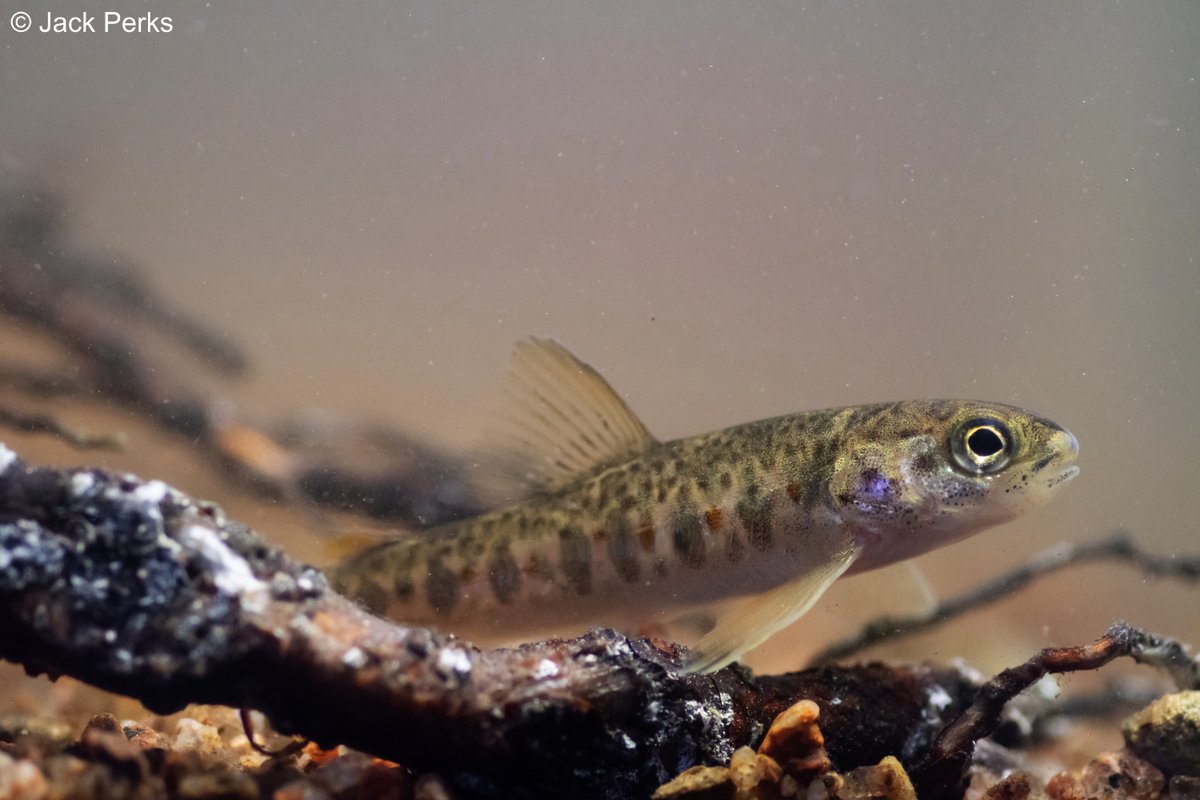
<box><xmin>911</xmin><ymin>623</ymin><xmax>1200</xmax><ymax>799</ymax></box>
<box><xmin>808</xmin><ymin>532</ymin><xmax>1200</xmax><ymax>665</ymax></box>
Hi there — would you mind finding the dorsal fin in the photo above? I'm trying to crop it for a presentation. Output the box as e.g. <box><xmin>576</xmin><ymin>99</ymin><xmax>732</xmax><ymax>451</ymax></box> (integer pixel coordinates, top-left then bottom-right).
<box><xmin>488</xmin><ymin>337</ymin><xmax>658</xmax><ymax>493</ymax></box>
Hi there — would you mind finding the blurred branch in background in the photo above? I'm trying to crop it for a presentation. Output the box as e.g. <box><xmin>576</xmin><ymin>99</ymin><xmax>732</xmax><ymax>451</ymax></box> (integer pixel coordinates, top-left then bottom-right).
<box><xmin>0</xmin><ymin>404</ymin><xmax>125</xmax><ymax>451</ymax></box>
<box><xmin>809</xmin><ymin>532</ymin><xmax>1200</xmax><ymax>666</ymax></box>
<box><xmin>0</xmin><ymin>188</ymin><xmax>484</xmax><ymax>528</ymax></box>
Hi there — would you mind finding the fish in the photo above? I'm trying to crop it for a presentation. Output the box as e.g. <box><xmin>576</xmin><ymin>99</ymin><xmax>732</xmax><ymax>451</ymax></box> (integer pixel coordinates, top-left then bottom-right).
<box><xmin>329</xmin><ymin>338</ymin><xmax>1079</xmax><ymax>673</ymax></box>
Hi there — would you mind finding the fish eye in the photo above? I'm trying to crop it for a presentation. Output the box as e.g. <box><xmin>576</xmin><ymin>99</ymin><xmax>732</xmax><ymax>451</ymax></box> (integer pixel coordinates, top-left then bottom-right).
<box><xmin>951</xmin><ymin>417</ymin><xmax>1013</xmax><ymax>474</ymax></box>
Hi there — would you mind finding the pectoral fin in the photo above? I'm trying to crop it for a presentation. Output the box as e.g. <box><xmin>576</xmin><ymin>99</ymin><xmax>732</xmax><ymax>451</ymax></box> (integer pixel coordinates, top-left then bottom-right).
<box><xmin>680</xmin><ymin>545</ymin><xmax>861</xmax><ymax>674</ymax></box>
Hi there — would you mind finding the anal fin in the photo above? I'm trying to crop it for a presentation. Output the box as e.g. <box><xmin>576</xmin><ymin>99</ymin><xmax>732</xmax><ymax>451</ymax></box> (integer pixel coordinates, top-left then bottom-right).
<box><xmin>680</xmin><ymin>546</ymin><xmax>861</xmax><ymax>674</ymax></box>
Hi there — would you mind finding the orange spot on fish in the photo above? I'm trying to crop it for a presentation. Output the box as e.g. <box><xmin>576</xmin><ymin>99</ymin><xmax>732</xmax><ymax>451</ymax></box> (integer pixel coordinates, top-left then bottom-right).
<box><xmin>637</xmin><ymin>526</ymin><xmax>656</xmax><ymax>553</ymax></box>
<box><xmin>704</xmin><ymin>508</ymin><xmax>724</xmax><ymax>530</ymax></box>
<box><xmin>524</xmin><ymin>554</ymin><xmax>551</xmax><ymax>579</ymax></box>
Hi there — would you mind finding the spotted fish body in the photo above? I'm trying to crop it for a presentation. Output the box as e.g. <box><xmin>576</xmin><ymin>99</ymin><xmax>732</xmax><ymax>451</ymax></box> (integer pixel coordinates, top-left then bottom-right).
<box><xmin>330</xmin><ymin>339</ymin><xmax>1079</xmax><ymax>672</ymax></box>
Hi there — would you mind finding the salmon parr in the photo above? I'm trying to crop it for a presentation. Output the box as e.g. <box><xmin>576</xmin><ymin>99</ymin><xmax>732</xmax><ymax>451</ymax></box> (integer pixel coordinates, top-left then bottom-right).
<box><xmin>330</xmin><ymin>338</ymin><xmax>1079</xmax><ymax>673</ymax></box>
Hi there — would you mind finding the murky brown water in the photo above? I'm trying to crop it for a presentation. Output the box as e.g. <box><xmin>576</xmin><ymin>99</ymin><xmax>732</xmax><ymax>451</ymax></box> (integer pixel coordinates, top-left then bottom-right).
<box><xmin>1</xmin><ymin>2</ymin><xmax>1197</xmax><ymax>718</ymax></box>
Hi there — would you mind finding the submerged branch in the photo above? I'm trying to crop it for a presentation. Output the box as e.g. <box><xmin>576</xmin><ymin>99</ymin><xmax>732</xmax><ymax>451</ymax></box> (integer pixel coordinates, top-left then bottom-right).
<box><xmin>809</xmin><ymin>533</ymin><xmax>1200</xmax><ymax>666</ymax></box>
<box><xmin>0</xmin><ymin>443</ymin><xmax>1195</xmax><ymax>798</ymax></box>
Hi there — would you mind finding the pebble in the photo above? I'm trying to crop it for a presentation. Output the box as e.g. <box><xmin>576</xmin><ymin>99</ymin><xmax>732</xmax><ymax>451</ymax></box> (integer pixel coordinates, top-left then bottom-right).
<box><xmin>1123</xmin><ymin>692</ymin><xmax>1200</xmax><ymax>777</ymax></box>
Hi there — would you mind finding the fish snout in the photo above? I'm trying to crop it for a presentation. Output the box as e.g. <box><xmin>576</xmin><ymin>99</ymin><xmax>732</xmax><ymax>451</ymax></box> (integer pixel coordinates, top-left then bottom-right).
<box><xmin>1054</xmin><ymin>427</ymin><xmax>1080</xmax><ymax>462</ymax></box>
<box><xmin>1044</xmin><ymin>426</ymin><xmax>1080</xmax><ymax>488</ymax></box>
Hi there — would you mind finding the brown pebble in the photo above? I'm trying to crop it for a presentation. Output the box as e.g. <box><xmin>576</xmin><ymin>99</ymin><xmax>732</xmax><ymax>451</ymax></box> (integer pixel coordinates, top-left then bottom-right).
<box><xmin>72</xmin><ymin>714</ymin><xmax>148</xmax><ymax>779</ymax></box>
<box><xmin>758</xmin><ymin>699</ymin><xmax>830</xmax><ymax>781</ymax></box>
<box><xmin>652</xmin><ymin>764</ymin><xmax>734</xmax><ymax>799</ymax></box>
<box><xmin>312</xmin><ymin>752</ymin><xmax>409</xmax><ymax>800</ymax></box>
<box><xmin>655</xmin><ymin>701</ymin><xmax>839</xmax><ymax>800</ymax></box>
<box><xmin>729</xmin><ymin>746</ymin><xmax>783</xmax><ymax>798</ymax></box>
<box><xmin>838</xmin><ymin>756</ymin><xmax>916</xmax><ymax>800</ymax></box>
<box><xmin>1123</xmin><ymin>691</ymin><xmax>1200</xmax><ymax>777</ymax></box>
<box><xmin>1079</xmin><ymin>750</ymin><xmax>1165</xmax><ymax>800</ymax></box>
<box><xmin>1045</xmin><ymin>773</ymin><xmax>1086</xmax><ymax>800</ymax></box>
<box><xmin>982</xmin><ymin>773</ymin><xmax>1043</xmax><ymax>800</ymax></box>
<box><xmin>80</xmin><ymin>713</ymin><xmax>123</xmax><ymax>737</ymax></box>
<box><xmin>121</xmin><ymin>721</ymin><xmax>168</xmax><ymax>752</ymax></box>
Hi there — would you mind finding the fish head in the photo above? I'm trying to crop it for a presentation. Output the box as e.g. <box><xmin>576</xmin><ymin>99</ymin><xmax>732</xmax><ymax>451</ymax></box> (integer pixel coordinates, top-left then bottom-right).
<box><xmin>832</xmin><ymin>400</ymin><xmax>1079</xmax><ymax>573</ymax></box>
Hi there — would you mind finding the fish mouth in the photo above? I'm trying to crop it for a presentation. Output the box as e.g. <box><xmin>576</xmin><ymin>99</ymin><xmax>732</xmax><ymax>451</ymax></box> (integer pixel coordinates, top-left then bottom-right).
<box><xmin>1047</xmin><ymin>465</ymin><xmax>1080</xmax><ymax>489</ymax></box>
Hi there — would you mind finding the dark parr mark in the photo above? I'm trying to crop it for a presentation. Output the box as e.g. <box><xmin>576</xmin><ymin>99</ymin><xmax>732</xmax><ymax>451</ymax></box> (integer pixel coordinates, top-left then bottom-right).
<box><xmin>792</xmin><ymin>437</ymin><xmax>840</xmax><ymax>509</ymax></box>
<box><xmin>606</xmin><ymin>514</ymin><xmax>641</xmax><ymax>583</ymax></box>
<box><xmin>725</xmin><ymin>531</ymin><xmax>746</xmax><ymax>563</ymax></box>
<box><xmin>426</xmin><ymin>557</ymin><xmax>460</xmax><ymax>614</ymax></box>
<box><xmin>671</xmin><ymin>510</ymin><xmax>706</xmax><ymax>568</ymax></box>
<box><xmin>636</xmin><ymin>525</ymin><xmax>657</xmax><ymax>553</ymax></box>
<box><xmin>736</xmin><ymin>493</ymin><xmax>775</xmax><ymax>551</ymax></box>
<box><xmin>559</xmin><ymin>527</ymin><xmax>592</xmax><ymax>595</ymax></box>
<box><xmin>392</xmin><ymin>571</ymin><xmax>415</xmax><ymax>602</ymax></box>
<box><xmin>353</xmin><ymin>579</ymin><xmax>388</xmax><ymax>617</ymax></box>
<box><xmin>488</xmin><ymin>543</ymin><xmax>521</xmax><ymax>605</ymax></box>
